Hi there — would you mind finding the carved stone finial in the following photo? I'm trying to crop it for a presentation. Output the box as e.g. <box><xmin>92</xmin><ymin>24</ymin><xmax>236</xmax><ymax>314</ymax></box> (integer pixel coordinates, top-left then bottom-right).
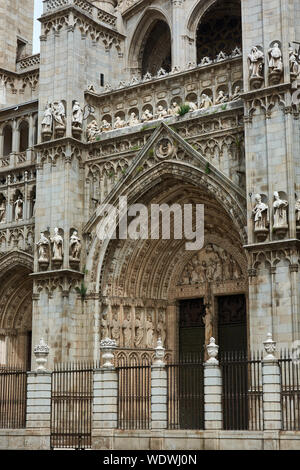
<box><xmin>206</xmin><ymin>337</ymin><xmax>219</xmax><ymax>365</ymax></box>
<box><xmin>100</xmin><ymin>337</ymin><xmax>117</xmax><ymax>368</ymax></box>
<box><xmin>34</xmin><ymin>338</ymin><xmax>50</xmax><ymax>371</ymax></box>
<box><xmin>263</xmin><ymin>332</ymin><xmax>277</xmax><ymax>360</ymax></box>
<box><xmin>154</xmin><ymin>337</ymin><xmax>165</xmax><ymax>366</ymax></box>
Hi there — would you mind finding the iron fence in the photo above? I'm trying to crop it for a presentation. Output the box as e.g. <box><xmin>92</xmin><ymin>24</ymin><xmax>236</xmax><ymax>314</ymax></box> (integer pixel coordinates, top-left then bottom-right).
<box><xmin>0</xmin><ymin>365</ymin><xmax>27</xmax><ymax>429</ymax></box>
<box><xmin>220</xmin><ymin>351</ymin><xmax>263</xmax><ymax>431</ymax></box>
<box><xmin>117</xmin><ymin>355</ymin><xmax>151</xmax><ymax>430</ymax></box>
<box><xmin>279</xmin><ymin>350</ymin><xmax>300</xmax><ymax>430</ymax></box>
<box><xmin>50</xmin><ymin>362</ymin><xmax>95</xmax><ymax>449</ymax></box>
<box><xmin>167</xmin><ymin>352</ymin><xmax>204</xmax><ymax>430</ymax></box>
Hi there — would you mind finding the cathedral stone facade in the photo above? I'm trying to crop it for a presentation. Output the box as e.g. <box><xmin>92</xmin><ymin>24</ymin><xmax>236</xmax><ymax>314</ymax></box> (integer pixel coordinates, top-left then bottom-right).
<box><xmin>0</xmin><ymin>0</ymin><xmax>300</xmax><ymax>373</ymax></box>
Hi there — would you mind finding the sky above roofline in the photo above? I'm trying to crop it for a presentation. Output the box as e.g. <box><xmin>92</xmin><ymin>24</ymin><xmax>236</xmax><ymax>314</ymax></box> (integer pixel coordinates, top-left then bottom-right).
<box><xmin>33</xmin><ymin>0</ymin><xmax>43</xmax><ymax>54</ymax></box>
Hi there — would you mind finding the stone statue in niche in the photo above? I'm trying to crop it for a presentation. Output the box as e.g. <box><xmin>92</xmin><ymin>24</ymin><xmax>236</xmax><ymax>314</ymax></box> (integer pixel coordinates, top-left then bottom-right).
<box><xmin>289</xmin><ymin>46</ymin><xmax>300</xmax><ymax>78</ymax></box>
<box><xmin>248</xmin><ymin>46</ymin><xmax>264</xmax><ymax>89</ymax></box>
<box><xmin>169</xmin><ymin>102</ymin><xmax>180</xmax><ymax>115</ymax></box>
<box><xmin>268</xmin><ymin>43</ymin><xmax>283</xmax><ymax>84</ymax></box>
<box><xmin>252</xmin><ymin>194</ymin><xmax>269</xmax><ymax>238</ymax></box>
<box><xmin>111</xmin><ymin>312</ymin><xmax>120</xmax><ymax>342</ymax></box>
<box><xmin>114</xmin><ymin>116</ymin><xmax>126</xmax><ymax>129</ymax></box>
<box><xmin>36</xmin><ymin>232</ymin><xmax>50</xmax><ymax>263</ymax></box>
<box><xmin>215</xmin><ymin>90</ymin><xmax>228</xmax><ymax>104</ymax></box>
<box><xmin>53</xmin><ymin>101</ymin><xmax>66</xmax><ymax>128</ymax></box>
<box><xmin>72</xmin><ymin>101</ymin><xmax>83</xmax><ymax>128</ymax></box>
<box><xmin>141</xmin><ymin>109</ymin><xmax>153</xmax><ymax>122</ymax></box>
<box><xmin>122</xmin><ymin>312</ymin><xmax>132</xmax><ymax>347</ymax></box>
<box><xmin>134</xmin><ymin>311</ymin><xmax>144</xmax><ymax>347</ymax></box>
<box><xmin>248</xmin><ymin>46</ymin><xmax>264</xmax><ymax>78</ymax></box>
<box><xmin>70</xmin><ymin>230</ymin><xmax>81</xmax><ymax>261</ymax></box>
<box><xmin>146</xmin><ymin>314</ymin><xmax>154</xmax><ymax>348</ymax></box>
<box><xmin>51</xmin><ymin>227</ymin><xmax>63</xmax><ymax>261</ymax></box>
<box><xmin>41</xmin><ymin>103</ymin><xmax>53</xmax><ymax>134</ymax></box>
<box><xmin>199</xmin><ymin>93</ymin><xmax>213</xmax><ymax>109</ymax></box>
<box><xmin>157</xmin><ymin>312</ymin><xmax>166</xmax><ymax>348</ymax></box>
<box><xmin>14</xmin><ymin>195</ymin><xmax>23</xmax><ymax>221</ymax></box>
<box><xmin>128</xmin><ymin>112</ymin><xmax>139</xmax><ymax>127</ymax></box>
<box><xmin>101</xmin><ymin>119</ymin><xmax>112</xmax><ymax>132</ymax></box>
<box><xmin>86</xmin><ymin>120</ymin><xmax>101</xmax><ymax>142</ymax></box>
<box><xmin>231</xmin><ymin>86</ymin><xmax>242</xmax><ymax>101</ymax></box>
<box><xmin>156</xmin><ymin>105</ymin><xmax>169</xmax><ymax>119</ymax></box>
<box><xmin>0</xmin><ymin>199</ymin><xmax>6</xmax><ymax>223</ymax></box>
<box><xmin>296</xmin><ymin>199</ymin><xmax>300</xmax><ymax>229</ymax></box>
<box><xmin>273</xmin><ymin>191</ymin><xmax>288</xmax><ymax>231</ymax></box>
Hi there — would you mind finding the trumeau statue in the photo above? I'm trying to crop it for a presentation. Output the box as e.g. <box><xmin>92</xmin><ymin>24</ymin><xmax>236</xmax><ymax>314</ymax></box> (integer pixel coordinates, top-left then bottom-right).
<box><xmin>36</xmin><ymin>232</ymin><xmax>50</xmax><ymax>262</ymax></box>
<box><xmin>14</xmin><ymin>195</ymin><xmax>23</xmax><ymax>221</ymax></box>
<box><xmin>248</xmin><ymin>46</ymin><xmax>264</xmax><ymax>79</ymax></box>
<box><xmin>70</xmin><ymin>230</ymin><xmax>81</xmax><ymax>260</ymax></box>
<box><xmin>252</xmin><ymin>194</ymin><xmax>269</xmax><ymax>232</ymax></box>
<box><xmin>51</xmin><ymin>227</ymin><xmax>63</xmax><ymax>261</ymax></box>
<box><xmin>273</xmin><ymin>191</ymin><xmax>288</xmax><ymax>228</ymax></box>
<box><xmin>72</xmin><ymin>101</ymin><xmax>83</xmax><ymax>128</ymax></box>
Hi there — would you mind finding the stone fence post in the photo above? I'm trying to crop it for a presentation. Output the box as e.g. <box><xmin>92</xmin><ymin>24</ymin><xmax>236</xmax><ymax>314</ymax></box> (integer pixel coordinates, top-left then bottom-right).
<box><xmin>151</xmin><ymin>338</ymin><xmax>168</xmax><ymax>430</ymax></box>
<box><xmin>204</xmin><ymin>337</ymin><xmax>223</xmax><ymax>430</ymax></box>
<box><xmin>93</xmin><ymin>338</ymin><xmax>118</xmax><ymax>433</ymax></box>
<box><xmin>26</xmin><ymin>338</ymin><xmax>51</xmax><ymax>449</ymax></box>
<box><xmin>262</xmin><ymin>333</ymin><xmax>282</xmax><ymax>430</ymax></box>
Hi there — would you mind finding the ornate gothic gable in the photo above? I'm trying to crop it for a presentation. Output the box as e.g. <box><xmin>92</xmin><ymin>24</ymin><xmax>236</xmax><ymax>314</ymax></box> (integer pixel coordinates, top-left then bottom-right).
<box><xmin>84</xmin><ymin>121</ymin><xmax>247</xmax><ymax>235</ymax></box>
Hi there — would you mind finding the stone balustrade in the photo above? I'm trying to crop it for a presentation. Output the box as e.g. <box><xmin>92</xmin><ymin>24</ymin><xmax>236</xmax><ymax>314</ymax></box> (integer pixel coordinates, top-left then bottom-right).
<box><xmin>43</xmin><ymin>0</ymin><xmax>117</xmax><ymax>29</ymax></box>
<box><xmin>16</xmin><ymin>54</ymin><xmax>40</xmax><ymax>73</ymax></box>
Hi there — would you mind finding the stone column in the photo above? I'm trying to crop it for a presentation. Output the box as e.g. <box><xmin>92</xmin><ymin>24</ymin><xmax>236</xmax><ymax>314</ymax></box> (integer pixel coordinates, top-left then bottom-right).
<box><xmin>26</xmin><ymin>339</ymin><xmax>51</xmax><ymax>449</ymax></box>
<box><xmin>151</xmin><ymin>338</ymin><xmax>168</xmax><ymax>430</ymax></box>
<box><xmin>204</xmin><ymin>337</ymin><xmax>223</xmax><ymax>430</ymax></box>
<box><xmin>93</xmin><ymin>338</ymin><xmax>118</xmax><ymax>432</ymax></box>
<box><xmin>262</xmin><ymin>333</ymin><xmax>282</xmax><ymax>430</ymax></box>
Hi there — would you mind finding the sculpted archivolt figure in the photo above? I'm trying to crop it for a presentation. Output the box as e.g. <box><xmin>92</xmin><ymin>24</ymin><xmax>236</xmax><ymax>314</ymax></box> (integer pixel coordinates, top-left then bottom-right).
<box><xmin>36</xmin><ymin>232</ymin><xmax>50</xmax><ymax>263</ymax></box>
<box><xmin>252</xmin><ymin>194</ymin><xmax>269</xmax><ymax>235</ymax></box>
<box><xmin>273</xmin><ymin>191</ymin><xmax>288</xmax><ymax>229</ymax></box>
<box><xmin>51</xmin><ymin>227</ymin><xmax>63</xmax><ymax>261</ymax></box>
<box><xmin>14</xmin><ymin>195</ymin><xmax>23</xmax><ymax>221</ymax></box>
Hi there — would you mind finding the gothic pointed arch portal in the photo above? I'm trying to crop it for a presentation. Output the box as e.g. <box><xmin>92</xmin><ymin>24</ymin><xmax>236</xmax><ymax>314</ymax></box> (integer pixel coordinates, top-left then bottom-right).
<box><xmin>0</xmin><ymin>251</ymin><xmax>33</xmax><ymax>368</ymax></box>
<box><xmin>86</xmin><ymin>159</ymin><xmax>248</xmax><ymax>360</ymax></box>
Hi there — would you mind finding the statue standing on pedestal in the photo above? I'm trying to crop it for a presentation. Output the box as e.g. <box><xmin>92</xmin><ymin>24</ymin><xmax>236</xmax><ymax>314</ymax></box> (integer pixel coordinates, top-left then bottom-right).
<box><xmin>252</xmin><ymin>194</ymin><xmax>269</xmax><ymax>231</ymax></box>
<box><xmin>51</xmin><ymin>227</ymin><xmax>63</xmax><ymax>261</ymax></box>
<box><xmin>273</xmin><ymin>191</ymin><xmax>288</xmax><ymax>228</ymax></box>
<box><xmin>14</xmin><ymin>195</ymin><xmax>23</xmax><ymax>221</ymax></box>
<box><xmin>37</xmin><ymin>232</ymin><xmax>50</xmax><ymax>263</ymax></box>
<box><xmin>248</xmin><ymin>46</ymin><xmax>264</xmax><ymax>78</ymax></box>
<box><xmin>0</xmin><ymin>200</ymin><xmax>6</xmax><ymax>223</ymax></box>
<box><xmin>70</xmin><ymin>230</ymin><xmax>81</xmax><ymax>260</ymax></box>
<box><xmin>72</xmin><ymin>101</ymin><xmax>83</xmax><ymax>128</ymax></box>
